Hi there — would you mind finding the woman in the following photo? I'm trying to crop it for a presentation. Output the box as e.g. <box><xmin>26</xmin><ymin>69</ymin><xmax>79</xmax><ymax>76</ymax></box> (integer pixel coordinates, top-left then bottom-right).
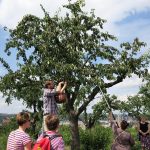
<box><xmin>109</xmin><ymin>112</ymin><xmax>135</xmax><ymax>150</ymax></box>
<box><xmin>137</xmin><ymin>116</ymin><xmax>150</xmax><ymax>150</ymax></box>
<box><xmin>7</xmin><ymin>112</ymin><xmax>32</xmax><ymax>150</ymax></box>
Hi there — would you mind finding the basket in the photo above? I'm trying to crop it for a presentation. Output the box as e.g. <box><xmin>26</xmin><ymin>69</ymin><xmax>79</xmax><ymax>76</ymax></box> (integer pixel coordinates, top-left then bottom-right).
<box><xmin>55</xmin><ymin>92</ymin><xmax>67</xmax><ymax>104</ymax></box>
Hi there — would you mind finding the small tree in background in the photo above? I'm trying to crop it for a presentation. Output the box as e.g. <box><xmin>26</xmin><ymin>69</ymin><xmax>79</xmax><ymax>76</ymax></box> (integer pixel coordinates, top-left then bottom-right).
<box><xmin>119</xmin><ymin>73</ymin><xmax>150</xmax><ymax>118</ymax></box>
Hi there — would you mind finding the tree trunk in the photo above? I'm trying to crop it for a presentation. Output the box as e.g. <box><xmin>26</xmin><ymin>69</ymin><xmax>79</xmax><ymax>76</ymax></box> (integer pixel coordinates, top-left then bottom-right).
<box><xmin>69</xmin><ymin>113</ymin><xmax>80</xmax><ymax>150</ymax></box>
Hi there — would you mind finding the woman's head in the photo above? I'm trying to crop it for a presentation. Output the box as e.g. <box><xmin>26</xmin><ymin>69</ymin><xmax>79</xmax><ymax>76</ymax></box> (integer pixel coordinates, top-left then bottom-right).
<box><xmin>45</xmin><ymin>115</ymin><xmax>59</xmax><ymax>131</ymax></box>
<box><xmin>16</xmin><ymin>112</ymin><xmax>30</xmax><ymax>126</ymax></box>
<box><xmin>120</xmin><ymin>120</ymin><xmax>129</xmax><ymax>130</ymax></box>
<box><xmin>140</xmin><ymin>115</ymin><xmax>147</xmax><ymax>123</ymax></box>
<box><xmin>45</xmin><ymin>80</ymin><xmax>54</xmax><ymax>89</ymax></box>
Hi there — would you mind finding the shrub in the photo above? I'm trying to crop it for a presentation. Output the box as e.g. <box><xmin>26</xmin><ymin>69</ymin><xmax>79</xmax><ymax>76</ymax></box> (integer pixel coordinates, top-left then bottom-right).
<box><xmin>0</xmin><ymin>117</ymin><xmax>17</xmax><ymax>150</ymax></box>
<box><xmin>59</xmin><ymin>125</ymin><xmax>72</xmax><ymax>145</ymax></box>
<box><xmin>128</xmin><ymin>128</ymin><xmax>141</xmax><ymax>150</ymax></box>
<box><xmin>80</xmin><ymin>125</ymin><xmax>112</xmax><ymax>150</ymax></box>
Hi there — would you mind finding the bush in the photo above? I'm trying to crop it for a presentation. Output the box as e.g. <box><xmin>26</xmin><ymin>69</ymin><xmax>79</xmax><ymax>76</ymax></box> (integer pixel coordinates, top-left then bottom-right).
<box><xmin>0</xmin><ymin>117</ymin><xmax>17</xmax><ymax>150</ymax></box>
<box><xmin>80</xmin><ymin>125</ymin><xmax>112</xmax><ymax>150</ymax></box>
<box><xmin>59</xmin><ymin>125</ymin><xmax>72</xmax><ymax>145</ymax></box>
<box><xmin>128</xmin><ymin>128</ymin><xmax>141</xmax><ymax>150</ymax></box>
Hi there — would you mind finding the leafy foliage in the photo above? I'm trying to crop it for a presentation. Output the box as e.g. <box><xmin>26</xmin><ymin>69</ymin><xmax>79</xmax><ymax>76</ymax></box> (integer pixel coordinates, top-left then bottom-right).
<box><xmin>119</xmin><ymin>74</ymin><xmax>150</xmax><ymax>118</ymax></box>
<box><xmin>120</xmin><ymin>95</ymin><xmax>145</xmax><ymax>118</ymax></box>
<box><xmin>0</xmin><ymin>0</ymin><xmax>149</xmax><ymax>148</ymax></box>
<box><xmin>80</xmin><ymin>125</ymin><xmax>112</xmax><ymax>150</ymax></box>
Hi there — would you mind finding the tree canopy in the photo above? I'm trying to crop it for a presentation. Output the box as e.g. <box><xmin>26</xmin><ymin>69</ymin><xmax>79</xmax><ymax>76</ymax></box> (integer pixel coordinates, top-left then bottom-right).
<box><xmin>0</xmin><ymin>0</ymin><xmax>149</xmax><ymax>149</ymax></box>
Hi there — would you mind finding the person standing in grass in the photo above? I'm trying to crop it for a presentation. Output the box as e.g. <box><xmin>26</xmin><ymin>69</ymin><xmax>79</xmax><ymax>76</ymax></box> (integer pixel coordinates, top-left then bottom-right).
<box><xmin>7</xmin><ymin>112</ymin><xmax>32</xmax><ymax>150</ymax></box>
<box><xmin>109</xmin><ymin>111</ymin><xmax>135</xmax><ymax>150</ymax></box>
<box><xmin>137</xmin><ymin>115</ymin><xmax>150</xmax><ymax>150</ymax></box>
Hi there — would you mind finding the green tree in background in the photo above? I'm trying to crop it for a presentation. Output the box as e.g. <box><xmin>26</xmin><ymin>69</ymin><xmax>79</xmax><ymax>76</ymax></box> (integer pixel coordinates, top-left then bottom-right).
<box><xmin>0</xmin><ymin>0</ymin><xmax>149</xmax><ymax>149</ymax></box>
<box><xmin>120</xmin><ymin>95</ymin><xmax>145</xmax><ymax>118</ymax></box>
<box><xmin>139</xmin><ymin>73</ymin><xmax>150</xmax><ymax>114</ymax></box>
<box><xmin>83</xmin><ymin>94</ymin><xmax>121</xmax><ymax>129</ymax></box>
<box><xmin>120</xmin><ymin>73</ymin><xmax>150</xmax><ymax>118</ymax></box>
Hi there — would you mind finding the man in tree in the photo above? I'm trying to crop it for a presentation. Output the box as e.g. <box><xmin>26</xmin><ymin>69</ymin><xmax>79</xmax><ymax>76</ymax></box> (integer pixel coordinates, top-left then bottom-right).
<box><xmin>43</xmin><ymin>80</ymin><xmax>67</xmax><ymax>131</ymax></box>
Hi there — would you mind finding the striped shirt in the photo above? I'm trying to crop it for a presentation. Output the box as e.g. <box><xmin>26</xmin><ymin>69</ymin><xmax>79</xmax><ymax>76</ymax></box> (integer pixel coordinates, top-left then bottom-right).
<box><xmin>37</xmin><ymin>131</ymin><xmax>64</xmax><ymax>150</ymax></box>
<box><xmin>7</xmin><ymin>129</ymin><xmax>31</xmax><ymax>150</ymax></box>
<box><xmin>43</xmin><ymin>88</ymin><xmax>58</xmax><ymax>115</ymax></box>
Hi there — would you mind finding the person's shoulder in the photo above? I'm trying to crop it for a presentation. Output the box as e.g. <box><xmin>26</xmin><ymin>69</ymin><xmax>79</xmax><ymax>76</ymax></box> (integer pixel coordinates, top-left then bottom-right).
<box><xmin>8</xmin><ymin>130</ymin><xmax>16</xmax><ymax>137</ymax></box>
<box><xmin>117</xmin><ymin>127</ymin><xmax>122</xmax><ymax>132</ymax></box>
<box><xmin>17</xmin><ymin>130</ymin><xmax>30</xmax><ymax>138</ymax></box>
<box><xmin>124</xmin><ymin>130</ymin><xmax>131</xmax><ymax>135</ymax></box>
<box><xmin>43</xmin><ymin>88</ymin><xmax>48</xmax><ymax>91</ymax></box>
<box><xmin>46</xmin><ymin>131</ymin><xmax>62</xmax><ymax>138</ymax></box>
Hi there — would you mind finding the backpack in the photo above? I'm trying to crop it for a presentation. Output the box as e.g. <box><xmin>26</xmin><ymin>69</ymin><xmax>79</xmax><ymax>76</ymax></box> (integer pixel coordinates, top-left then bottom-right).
<box><xmin>32</xmin><ymin>133</ymin><xmax>61</xmax><ymax>150</ymax></box>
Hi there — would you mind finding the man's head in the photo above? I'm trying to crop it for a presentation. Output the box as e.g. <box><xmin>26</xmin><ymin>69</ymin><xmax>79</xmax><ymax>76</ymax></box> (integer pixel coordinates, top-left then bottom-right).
<box><xmin>45</xmin><ymin>115</ymin><xmax>59</xmax><ymax>131</ymax></box>
<box><xmin>45</xmin><ymin>80</ymin><xmax>54</xmax><ymax>89</ymax></box>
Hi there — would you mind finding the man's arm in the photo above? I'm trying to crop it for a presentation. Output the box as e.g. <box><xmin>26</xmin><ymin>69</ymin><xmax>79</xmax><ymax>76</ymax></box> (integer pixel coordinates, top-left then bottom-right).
<box><xmin>56</xmin><ymin>82</ymin><xmax>67</xmax><ymax>93</ymax></box>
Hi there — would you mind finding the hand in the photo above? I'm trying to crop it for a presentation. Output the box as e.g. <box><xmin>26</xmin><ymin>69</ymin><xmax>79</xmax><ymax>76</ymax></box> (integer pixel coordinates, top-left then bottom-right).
<box><xmin>59</xmin><ymin>81</ymin><xmax>64</xmax><ymax>85</ymax></box>
<box><xmin>143</xmin><ymin>133</ymin><xmax>147</xmax><ymax>136</ymax></box>
<box><xmin>141</xmin><ymin>132</ymin><xmax>145</xmax><ymax>136</ymax></box>
<box><xmin>64</xmin><ymin>81</ymin><xmax>67</xmax><ymax>86</ymax></box>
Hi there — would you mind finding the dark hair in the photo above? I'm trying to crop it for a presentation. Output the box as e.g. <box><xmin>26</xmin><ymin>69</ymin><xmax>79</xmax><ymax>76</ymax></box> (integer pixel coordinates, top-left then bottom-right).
<box><xmin>45</xmin><ymin>115</ymin><xmax>59</xmax><ymax>130</ymax></box>
<box><xmin>16</xmin><ymin>112</ymin><xmax>30</xmax><ymax>126</ymax></box>
<box><xmin>120</xmin><ymin>120</ymin><xmax>129</xmax><ymax>130</ymax></box>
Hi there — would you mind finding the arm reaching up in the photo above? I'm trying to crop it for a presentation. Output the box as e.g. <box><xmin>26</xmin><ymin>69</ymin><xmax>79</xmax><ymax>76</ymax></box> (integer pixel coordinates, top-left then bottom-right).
<box><xmin>56</xmin><ymin>81</ymin><xmax>67</xmax><ymax>93</ymax></box>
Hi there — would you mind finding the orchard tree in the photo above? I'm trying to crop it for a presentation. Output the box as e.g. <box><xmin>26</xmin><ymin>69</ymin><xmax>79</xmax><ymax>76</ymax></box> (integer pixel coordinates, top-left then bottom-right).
<box><xmin>139</xmin><ymin>74</ymin><xmax>150</xmax><ymax>98</ymax></box>
<box><xmin>139</xmin><ymin>73</ymin><xmax>150</xmax><ymax>114</ymax></box>
<box><xmin>0</xmin><ymin>1</ymin><xmax>149</xmax><ymax>149</ymax></box>
<box><xmin>120</xmin><ymin>95</ymin><xmax>146</xmax><ymax>118</ymax></box>
<box><xmin>120</xmin><ymin>74</ymin><xmax>150</xmax><ymax>118</ymax></box>
<box><xmin>83</xmin><ymin>94</ymin><xmax>121</xmax><ymax>129</ymax></box>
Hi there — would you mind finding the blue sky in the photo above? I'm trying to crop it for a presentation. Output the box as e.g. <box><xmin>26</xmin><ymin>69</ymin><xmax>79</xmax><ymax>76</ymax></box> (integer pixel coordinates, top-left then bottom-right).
<box><xmin>0</xmin><ymin>0</ymin><xmax>150</xmax><ymax>114</ymax></box>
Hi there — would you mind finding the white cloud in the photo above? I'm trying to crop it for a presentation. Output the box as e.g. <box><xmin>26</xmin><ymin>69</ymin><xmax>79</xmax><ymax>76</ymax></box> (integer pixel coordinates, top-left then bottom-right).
<box><xmin>113</xmin><ymin>74</ymin><xmax>144</xmax><ymax>88</ymax></box>
<box><xmin>0</xmin><ymin>0</ymin><xmax>68</xmax><ymax>28</ymax></box>
<box><xmin>0</xmin><ymin>0</ymin><xmax>150</xmax><ymax>29</ymax></box>
<box><xmin>0</xmin><ymin>94</ymin><xmax>32</xmax><ymax>114</ymax></box>
<box><xmin>85</xmin><ymin>0</ymin><xmax>150</xmax><ymax>22</ymax></box>
<box><xmin>117</xmin><ymin>94</ymin><xmax>137</xmax><ymax>101</ymax></box>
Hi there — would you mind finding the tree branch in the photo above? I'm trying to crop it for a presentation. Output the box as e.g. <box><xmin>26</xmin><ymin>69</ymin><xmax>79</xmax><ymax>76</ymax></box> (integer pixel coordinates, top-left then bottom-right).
<box><xmin>77</xmin><ymin>74</ymin><xmax>126</xmax><ymax>116</ymax></box>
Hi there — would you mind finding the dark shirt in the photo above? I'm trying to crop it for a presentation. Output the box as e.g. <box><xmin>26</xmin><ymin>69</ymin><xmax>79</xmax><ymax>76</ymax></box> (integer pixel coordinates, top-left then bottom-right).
<box><xmin>139</xmin><ymin>122</ymin><xmax>149</xmax><ymax>136</ymax></box>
